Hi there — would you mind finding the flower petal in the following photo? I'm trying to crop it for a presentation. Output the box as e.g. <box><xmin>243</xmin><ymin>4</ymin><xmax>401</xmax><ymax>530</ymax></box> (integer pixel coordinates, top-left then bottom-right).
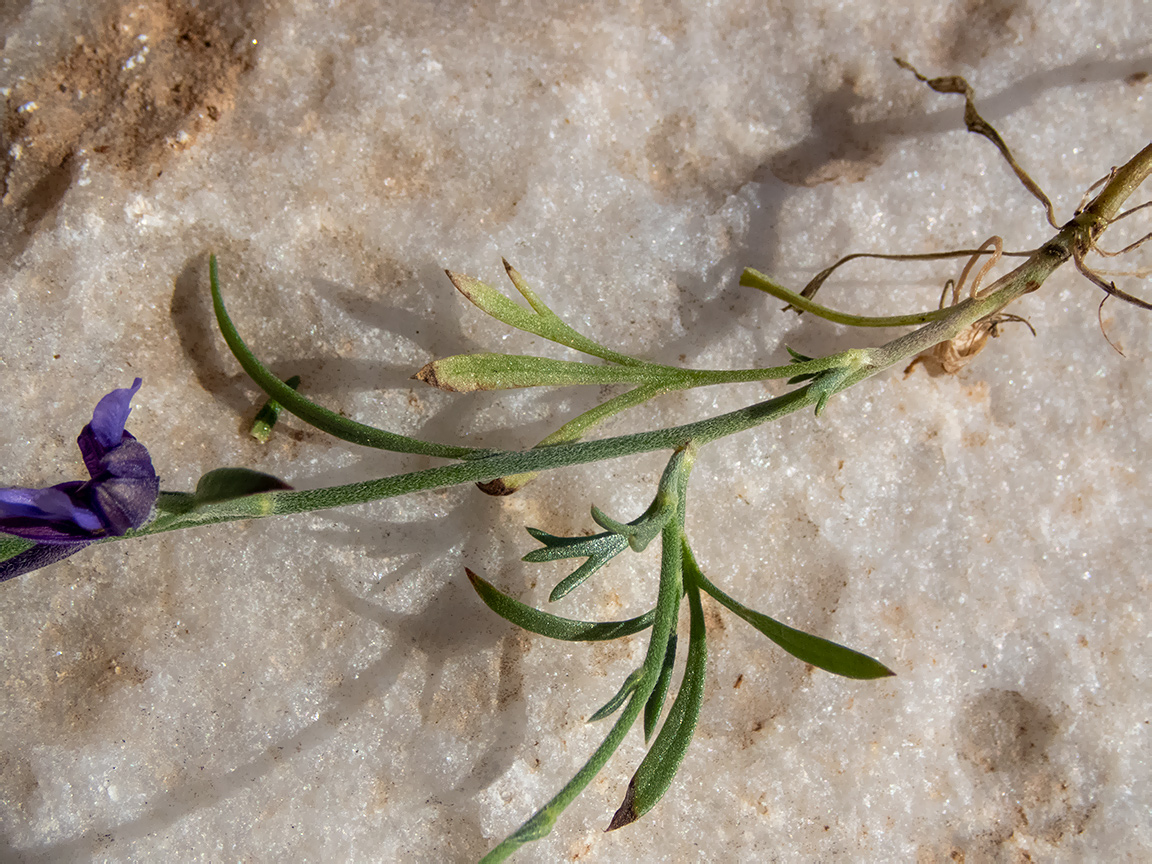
<box><xmin>90</xmin><ymin>476</ymin><xmax>160</xmax><ymax>535</ymax></box>
<box><xmin>88</xmin><ymin>438</ymin><xmax>159</xmax><ymax>534</ymax></box>
<box><xmin>96</xmin><ymin>436</ymin><xmax>158</xmax><ymax>481</ymax></box>
<box><xmin>0</xmin><ymin>380</ymin><xmax>158</xmax><ymax>544</ymax></box>
<box><xmin>0</xmin><ymin>482</ymin><xmax>104</xmax><ymax>541</ymax></box>
<box><xmin>78</xmin><ymin>378</ymin><xmax>143</xmax><ymax>472</ymax></box>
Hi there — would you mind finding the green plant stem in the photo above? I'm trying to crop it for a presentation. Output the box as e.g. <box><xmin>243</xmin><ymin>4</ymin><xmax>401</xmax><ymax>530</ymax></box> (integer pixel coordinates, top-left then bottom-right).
<box><xmin>1077</xmin><ymin>142</ymin><xmax>1152</xmax><ymax>229</ymax></box>
<box><xmin>128</xmin><ymin>384</ymin><xmax>815</xmax><ymax>539</ymax></box>
<box><xmin>6</xmin><ymin>144</ymin><xmax>1148</xmax><ymax>567</ymax></box>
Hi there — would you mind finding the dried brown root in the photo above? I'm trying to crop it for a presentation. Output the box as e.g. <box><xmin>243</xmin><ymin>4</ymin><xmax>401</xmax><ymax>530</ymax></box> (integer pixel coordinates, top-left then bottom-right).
<box><xmin>904</xmin><ymin>236</ymin><xmax>1032</xmax><ymax>375</ymax></box>
<box><xmin>895</xmin><ymin>58</ymin><xmax>1058</xmax><ymax>228</ymax></box>
<box><xmin>904</xmin><ymin>312</ymin><xmax>1034</xmax><ymax>376</ymax></box>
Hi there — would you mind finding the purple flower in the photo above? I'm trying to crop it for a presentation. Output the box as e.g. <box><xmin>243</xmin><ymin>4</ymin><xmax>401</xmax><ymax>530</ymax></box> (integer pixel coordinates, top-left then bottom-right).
<box><xmin>0</xmin><ymin>379</ymin><xmax>158</xmax><ymax>581</ymax></box>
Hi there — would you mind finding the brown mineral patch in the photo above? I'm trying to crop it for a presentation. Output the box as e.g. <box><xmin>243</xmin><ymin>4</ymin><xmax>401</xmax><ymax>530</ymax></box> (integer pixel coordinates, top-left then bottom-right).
<box><xmin>627</xmin><ymin>107</ymin><xmax>759</xmax><ymax>205</ymax></box>
<box><xmin>1</xmin><ymin>0</ymin><xmax>262</xmax><ymax>256</ymax></box>
<box><xmin>591</xmin><ymin>634</ymin><xmax>637</xmax><ymax>671</ymax></box>
<box><xmin>33</xmin><ymin>615</ymin><xmax>154</xmax><ymax>740</ymax></box>
<box><xmin>367</xmin><ymin>777</ymin><xmax>392</xmax><ymax>813</ymax></box>
<box><xmin>362</xmin><ymin>127</ymin><xmax>440</xmax><ymax>199</ymax></box>
<box><xmin>952</xmin><ymin>689</ymin><xmax>1098</xmax><ymax>852</ymax></box>
<box><xmin>940</xmin><ymin>0</ymin><xmax>1034</xmax><ymax>67</ymax></box>
<box><xmin>961</xmin><ymin>430</ymin><xmax>989</xmax><ymax>448</ymax></box>
<box><xmin>962</xmin><ymin>380</ymin><xmax>991</xmax><ymax>403</ymax></box>
<box><xmin>496</xmin><ymin>629</ymin><xmax>529</xmax><ymax>709</ymax></box>
<box><xmin>644</xmin><ymin>112</ymin><xmax>707</xmax><ymax>199</ymax></box>
<box><xmin>702</xmin><ymin>598</ymin><xmax>727</xmax><ymax>636</ymax></box>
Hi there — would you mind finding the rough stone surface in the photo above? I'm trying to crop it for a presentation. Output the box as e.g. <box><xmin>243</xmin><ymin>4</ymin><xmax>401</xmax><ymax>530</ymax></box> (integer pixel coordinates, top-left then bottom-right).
<box><xmin>1</xmin><ymin>1</ymin><xmax>1149</xmax><ymax>861</ymax></box>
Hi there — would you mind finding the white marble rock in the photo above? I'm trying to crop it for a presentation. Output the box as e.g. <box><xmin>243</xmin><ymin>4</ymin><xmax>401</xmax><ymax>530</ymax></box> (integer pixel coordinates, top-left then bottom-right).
<box><xmin>0</xmin><ymin>1</ymin><xmax>1149</xmax><ymax>861</ymax></box>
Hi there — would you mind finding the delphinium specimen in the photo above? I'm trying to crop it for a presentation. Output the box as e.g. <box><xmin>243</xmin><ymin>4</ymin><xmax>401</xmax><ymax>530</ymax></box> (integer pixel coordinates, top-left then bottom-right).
<box><xmin>2</xmin><ymin>63</ymin><xmax>1149</xmax><ymax>861</ymax></box>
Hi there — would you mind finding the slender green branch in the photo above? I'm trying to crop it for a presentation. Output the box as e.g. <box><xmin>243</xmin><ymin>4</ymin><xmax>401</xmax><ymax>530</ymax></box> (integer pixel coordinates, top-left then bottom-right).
<box><xmin>479</xmin><ymin>450</ymin><xmax>693</xmax><ymax>863</ymax></box>
<box><xmin>116</xmin><ymin>386</ymin><xmax>809</xmax><ymax>541</ymax></box>
<box><xmin>741</xmin><ymin>268</ymin><xmax>954</xmax><ymax>327</ymax></box>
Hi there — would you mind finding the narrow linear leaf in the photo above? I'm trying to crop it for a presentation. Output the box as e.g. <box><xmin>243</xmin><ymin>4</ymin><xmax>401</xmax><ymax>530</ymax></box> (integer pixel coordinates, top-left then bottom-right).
<box><xmin>521</xmin><ymin>527</ymin><xmax>631</xmax><ymax>602</ymax></box>
<box><xmin>548</xmin><ymin>553</ymin><xmax>621</xmax><ymax>602</ymax></box>
<box><xmin>466</xmin><ymin>569</ymin><xmax>654</xmax><ymax>641</ymax></box>
<box><xmin>609</xmin><ymin>578</ymin><xmax>707</xmax><ymax>830</ymax></box>
<box><xmin>194</xmin><ymin>468</ymin><xmax>293</xmax><ymax>505</ymax></box>
<box><xmin>500</xmin><ymin>260</ymin><xmax>648</xmax><ymax>365</ymax></box>
<box><xmin>210</xmin><ymin>255</ymin><xmax>489</xmax><ymax>459</ymax></box>
<box><xmin>501</xmin><ymin>258</ymin><xmax>554</xmax><ymax>315</ymax></box>
<box><xmin>415</xmin><ymin>354</ymin><xmax>657</xmax><ymax>393</ymax></box>
<box><xmin>523</xmin><ymin>527</ymin><xmax>621</xmax><ymax>556</ymax></box>
<box><xmin>447</xmin><ymin>264</ymin><xmax>646</xmax><ymax>366</ymax></box>
<box><xmin>643</xmin><ymin>634</ymin><xmax>677</xmax><ymax>743</ymax></box>
<box><xmin>445</xmin><ymin>270</ymin><xmax>542</xmax><ymax>333</ymax></box>
<box><xmin>589</xmin><ymin>669</ymin><xmax>644</xmax><ymax>722</ymax></box>
<box><xmin>685</xmin><ymin>543</ymin><xmax>894</xmax><ymax>680</ymax></box>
